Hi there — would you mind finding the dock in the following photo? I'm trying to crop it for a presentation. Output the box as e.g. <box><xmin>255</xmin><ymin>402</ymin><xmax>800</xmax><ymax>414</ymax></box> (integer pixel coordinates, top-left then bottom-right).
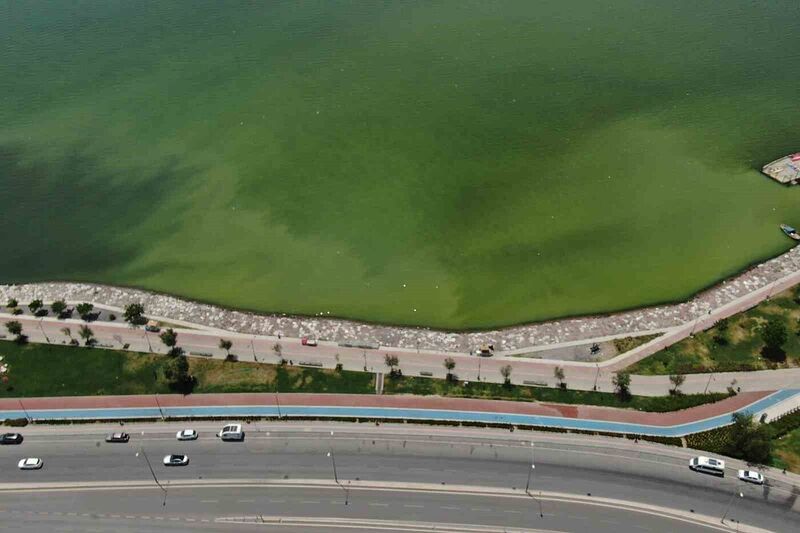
<box><xmin>762</xmin><ymin>153</ymin><xmax>800</xmax><ymax>185</ymax></box>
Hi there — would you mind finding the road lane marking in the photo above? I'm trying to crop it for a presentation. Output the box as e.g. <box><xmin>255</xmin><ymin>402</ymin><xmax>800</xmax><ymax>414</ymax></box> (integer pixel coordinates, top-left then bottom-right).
<box><xmin>368</xmin><ymin>503</ymin><xmax>389</xmax><ymax>507</ymax></box>
<box><xmin>201</xmin><ymin>499</ymin><xmax>218</xmax><ymax>503</ymax></box>
<box><xmin>237</xmin><ymin>499</ymin><xmax>255</xmax><ymax>503</ymax></box>
<box><xmin>403</xmin><ymin>504</ymin><xmax>424</xmax><ymax>508</ymax></box>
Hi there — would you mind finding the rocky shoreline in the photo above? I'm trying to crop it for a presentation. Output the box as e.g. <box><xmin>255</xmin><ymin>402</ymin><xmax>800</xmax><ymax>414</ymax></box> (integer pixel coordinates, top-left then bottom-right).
<box><xmin>2</xmin><ymin>246</ymin><xmax>799</xmax><ymax>353</ymax></box>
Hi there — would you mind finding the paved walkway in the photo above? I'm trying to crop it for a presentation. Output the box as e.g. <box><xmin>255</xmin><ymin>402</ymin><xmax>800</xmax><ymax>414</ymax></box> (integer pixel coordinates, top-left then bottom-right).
<box><xmin>2</xmin><ymin>390</ymin><xmax>798</xmax><ymax>437</ymax></box>
<box><xmin>3</xmin><ymin>313</ymin><xmax>800</xmax><ymax>396</ymax></box>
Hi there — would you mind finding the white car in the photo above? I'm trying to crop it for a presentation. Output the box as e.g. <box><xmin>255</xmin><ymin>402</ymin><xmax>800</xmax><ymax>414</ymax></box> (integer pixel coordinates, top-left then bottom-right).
<box><xmin>738</xmin><ymin>470</ymin><xmax>764</xmax><ymax>485</ymax></box>
<box><xmin>176</xmin><ymin>429</ymin><xmax>198</xmax><ymax>441</ymax></box>
<box><xmin>217</xmin><ymin>423</ymin><xmax>244</xmax><ymax>441</ymax></box>
<box><xmin>163</xmin><ymin>454</ymin><xmax>189</xmax><ymax>466</ymax></box>
<box><xmin>18</xmin><ymin>458</ymin><xmax>43</xmax><ymax>470</ymax></box>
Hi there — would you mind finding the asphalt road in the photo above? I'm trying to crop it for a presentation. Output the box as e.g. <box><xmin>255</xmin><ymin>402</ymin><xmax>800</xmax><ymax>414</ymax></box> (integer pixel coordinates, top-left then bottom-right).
<box><xmin>0</xmin><ymin>485</ymin><xmax>730</xmax><ymax>533</ymax></box>
<box><xmin>0</xmin><ymin>422</ymin><xmax>798</xmax><ymax>532</ymax></box>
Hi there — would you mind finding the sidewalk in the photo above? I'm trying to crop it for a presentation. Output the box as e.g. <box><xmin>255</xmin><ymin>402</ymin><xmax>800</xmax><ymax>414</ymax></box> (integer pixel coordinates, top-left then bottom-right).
<box><xmin>3</xmin><ymin>312</ymin><xmax>800</xmax><ymax>396</ymax></box>
<box><xmin>1</xmin><ymin>390</ymin><xmax>798</xmax><ymax>437</ymax></box>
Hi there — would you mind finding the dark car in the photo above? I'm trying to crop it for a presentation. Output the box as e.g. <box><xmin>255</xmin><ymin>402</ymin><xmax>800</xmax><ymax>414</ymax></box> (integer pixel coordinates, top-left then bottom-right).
<box><xmin>0</xmin><ymin>433</ymin><xmax>23</xmax><ymax>445</ymax></box>
<box><xmin>105</xmin><ymin>432</ymin><xmax>130</xmax><ymax>443</ymax></box>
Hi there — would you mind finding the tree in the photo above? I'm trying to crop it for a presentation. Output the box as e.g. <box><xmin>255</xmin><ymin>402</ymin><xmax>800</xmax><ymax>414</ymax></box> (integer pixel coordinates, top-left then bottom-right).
<box><xmin>78</xmin><ymin>324</ymin><xmax>95</xmax><ymax>346</ymax></box>
<box><xmin>60</xmin><ymin>327</ymin><xmax>72</xmax><ymax>338</ymax></box>
<box><xmin>443</xmin><ymin>357</ymin><xmax>456</xmax><ymax>382</ymax></box>
<box><xmin>50</xmin><ymin>300</ymin><xmax>67</xmax><ymax>317</ymax></box>
<box><xmin>164</xmin><ymin>355</ymin><xmax>196</xmax><ymax>395</ymax></box>
<box><xmin>123</xmin><ymin>303</ymin><xmax>146</xmax><ymax>325</ymax></box>
<box><xmin>5</xmin><ymin>320</ymin><xmax>23</xmax><ymax>342</ymax></box>
<box><xmin>219</xmin><ymin>339</ymin><xmax>233</xmax><ymax>356</ymax></box>
<box><xmin>612</xmin><ymin>371</ymin><xmax>631</xmax><ymax>400</ymax></box>
<box><xmin>384</xmin><ymin>354</ymin><xmax>400</xmax><ymax>378</ymax></box>
<box><xmin>500</xmin><ymin>364</ymin><xmax>512</xmax><ymax>386</ymax></box>
<box><xmin>554</xmin><ymin>366</ymin><xmax>566</xmax><ymax>388</ymax></box>
<box><xmin>28</xmin><ymin>299</ymin><xmax>43</xmax><ymax>315</ymax></box>
<box><xmin>6</xmin><ymin>298</ymin><xmax>18</xmax><ymax>308</ymax></box>
<box><xmin>724</xmin><ymin>412</ymin><xmax>772</xmax><ymax>465</ymax></box>
<box><xmin>76</xmin><ymin>302</ymin><xmax>94</xmax><ymax>321</ymax></box>
<box><xmin>273</xmin><ymin>343</ymin><xmax>282</xmax><ymax>358</ymax></box>
<box><xmin>761</xmin><ymin>318</ymin><xmax>788</xmax><ymax>362</ymax></box>
<box><xmin>160</xmin><ymin>328</ymin><xmax>178</xmax><ymax>354</ymax></box>
<box><xmin>669</xmin><ymin>373</ymin><xmax>686</xmax><ymax>395</ymax></box>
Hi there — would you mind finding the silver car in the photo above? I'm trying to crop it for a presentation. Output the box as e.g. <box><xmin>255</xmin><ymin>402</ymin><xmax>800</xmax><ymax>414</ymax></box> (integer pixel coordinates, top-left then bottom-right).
<box><xmin>18</xmin><ymin>457</ymin><xmax>43</xmax><ymax>470</ymax></box>
<box><xmin>176</xmin><ymin>429</ymin><xmax>198</xmax><ymax>441</ymax></box>
<box><xmin>737</xmin><ymin>470</ymin><xmax>764</xmax><ymax>485</ymax></box>
<box><xmin>163</xmin><ymin>454</ymin><xmax>189</xmax><ymax>466</ymax></box>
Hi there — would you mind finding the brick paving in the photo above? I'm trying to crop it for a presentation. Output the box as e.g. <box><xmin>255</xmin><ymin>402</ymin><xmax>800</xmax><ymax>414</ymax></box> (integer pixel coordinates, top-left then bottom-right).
<box><xmin>0</xmin><ymin>390</ymin><xmax>772</xmax><ymax>428</ymax></box>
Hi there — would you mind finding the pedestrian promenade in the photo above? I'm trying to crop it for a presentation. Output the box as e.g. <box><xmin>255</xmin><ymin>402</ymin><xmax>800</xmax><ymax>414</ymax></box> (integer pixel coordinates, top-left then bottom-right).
<box><xmin>2</xmin><ymin>390</ymin><xmax>798</xmax><ymax>437</ymax></box>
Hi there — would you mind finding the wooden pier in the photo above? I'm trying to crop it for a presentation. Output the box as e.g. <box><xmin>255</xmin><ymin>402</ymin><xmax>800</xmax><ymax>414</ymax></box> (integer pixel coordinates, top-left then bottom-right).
<box><xmin>762</xmin><ymin>153</ymin><xmax>800</xmax><ymax>185</ymax></box>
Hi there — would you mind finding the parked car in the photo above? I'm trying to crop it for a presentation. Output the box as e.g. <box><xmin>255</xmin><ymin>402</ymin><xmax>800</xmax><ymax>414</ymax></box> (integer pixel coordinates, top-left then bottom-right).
<box><xmin>0</xmin><ymin>433</ymin><xmax>23</xmax><ymax>445</ymax></box>
<box><xmin>144</xmin><ymin>320</ymin><xmax>161</xmax><ymax>333</ymax></box>
<box><xmin>105</xmin><ymin>432</ymin><xmax>130</xmax><ymax>443</ymax></box>
<box><xmin>738</xmin><ymin>470</ymin><xmax>764</xmax><ymax>485</ymax></box>
<box><xmin>301</xmin><ymin>337</ymin><xmax>318</xmax><ymax>347</ymax></box>
<box><xmin>17</xmin><ymin>457</ymin><xmax>43</xmax><ymax>470</ymax></box>
<box><xmin>176</xmin><ymin>429</ymin><xmax>198</xmax><ymax>441</ymax></box>
<box><xmin>217</xmin><ymin>424</ymin><xmax>244</xmax><ymax>441</ymax></box>
<box><xmin>162</xmin><ymin>454</ymin><xmax>189</xmax><ymax>466</ymax></box>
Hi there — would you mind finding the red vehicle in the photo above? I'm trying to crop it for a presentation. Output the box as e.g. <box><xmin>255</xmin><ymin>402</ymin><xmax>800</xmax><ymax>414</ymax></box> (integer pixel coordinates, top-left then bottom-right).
<box><xmin>301</xmin><ymin>337</ymin><xmax>318</xmax><ymax>347</ymax></box>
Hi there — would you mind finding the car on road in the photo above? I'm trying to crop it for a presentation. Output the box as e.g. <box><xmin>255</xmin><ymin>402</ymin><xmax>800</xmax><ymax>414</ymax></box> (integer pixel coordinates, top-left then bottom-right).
<box><xmin>0</xmin><ymin>433</ymin><xmax>23</xmax><ymax>445</ymax></box>
<box><xmin>217</xmin><ymin>424</ymin><xmax>244</xmax><ymax>441</ymax></box>
<box><xmin>176</xmin><ymin>429</ymin><xmax>198</xmax><ymax>441</ymax></box>
<box><xmin>17</xmin><ymin>457</ymin><xmax>43</xmax><ymax>470</ymax></box>
<box><xmin>301</xmin><ymin>337</ymin><xmax>318</xmax><ymax>346</ymax></box>
<box><xmin>738</xmin><ymin>470</ymin><xmax>764</xmax><ymax>485</ymax></box>
<box><xmin>105</xmin><ymin>432</ymin><xmax>130</xmax><ymax>443</ymax></box>
<box><xmin>689</xmin><ymin>456</ymin><xmax>725</xmax><ymax>476</ymax></box>
<box><xmin>162</xmin><ymin>454</ymin><xmax>189</xmax><ymax>466</ymax></box>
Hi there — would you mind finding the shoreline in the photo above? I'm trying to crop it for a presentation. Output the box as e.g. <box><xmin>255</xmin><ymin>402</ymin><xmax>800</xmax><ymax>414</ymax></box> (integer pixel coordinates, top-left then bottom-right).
<box><xmin>2</xmin><ymin>244</ymin><xmax>799</xmax><ymax>353</ymax></box>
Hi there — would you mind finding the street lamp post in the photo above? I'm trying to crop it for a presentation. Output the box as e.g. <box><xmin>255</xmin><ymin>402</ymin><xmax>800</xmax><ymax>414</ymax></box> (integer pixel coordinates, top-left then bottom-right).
<box><xmin>251</xmin><ymin>336</ymin><xmax>258</xmax><ymax>362</ymax></box>
<box><xmin>522</xmin><ymin>441</ymin><xmax>544</xmax><ymax>518</ymax></box>
<box><xmin>274</xmin><ymin>391</ymin><xmax>283</xmax><ymax>419</ymax></box>
<box><xmin>593</xmin><ymin>363</ymin><xmax>600</xmax><ymax>391</ymax></box>
<box><xmin>363</xmin><ymin>352</ymin><xmax>367</xmax><ymax>371</ymax></box>
<box><xmin>38</xmin><ymin>318</ymin><xmax>50</xmax><ymax>344</ymax></box>
<box><xmin>18</xmin><ymin>398</ymin><xmax>31</xmax><ymax>423</ymax></box>
<box><xmin>154</xmin><ymin>393</ymin><xmax>166</xmax><ymax>420</ymax></box>
<box><xmin>477</xmin><ymin>357</ymin><xmax>482</xmax><ymax>381</ymax></box>
<box><xmin>525</xmin><ymin>442</ymin><xmax>535</xmax><ymax>493</ymax></box>
<box><xmin>721</xmin><ymin>490</ymin><xmax>743</xmax><ymax>524</ymax></box>
<box><xmin>136</xmin><ymin>447</ymin><xmax>168</xmax><ymax>507</ymax></box>
<box><xmin>328</xmin><ymin>431</ymin><xmax>349</xmax><ymax>505</ymax></box>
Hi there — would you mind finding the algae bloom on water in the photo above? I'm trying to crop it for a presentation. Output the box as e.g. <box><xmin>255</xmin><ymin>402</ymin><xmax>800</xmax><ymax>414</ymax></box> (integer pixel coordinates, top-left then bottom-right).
<box><xmin>0</xmin><ymin>1</ymin><xmax>799</xmax><ymax>329</ymax></box>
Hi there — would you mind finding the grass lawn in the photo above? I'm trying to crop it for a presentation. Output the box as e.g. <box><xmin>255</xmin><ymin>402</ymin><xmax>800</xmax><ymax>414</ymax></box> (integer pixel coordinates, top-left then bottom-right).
<box><xmin>772</xmin><ymin>427</ymin><xmax>800</xmax><ymax>473</ymax></box>
<box><xmin>0</xmin><ymin>340</ymin><xmax>727</xmax><ymax>413</ymax></box>
<box><xmin>627</xmin><ymin>286</ymin><xmax>800</xmax><ymax>375</ymax></box>
<box><xmin>383</xmin><ymin>375</ymin><xmax>729</xmax><ymax>413</ymax></box>
<box><xmin>0</xmin><ymin>340</ymin><xmax>373</xmax><ymax>397</ymax></box>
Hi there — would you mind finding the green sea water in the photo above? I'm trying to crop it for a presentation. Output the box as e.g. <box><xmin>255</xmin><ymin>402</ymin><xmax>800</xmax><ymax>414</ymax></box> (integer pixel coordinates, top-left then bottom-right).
<box><xmin>1</xmin><ymin>1</ymin><xmax>799</xmax><ymax>329</ymax></box>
